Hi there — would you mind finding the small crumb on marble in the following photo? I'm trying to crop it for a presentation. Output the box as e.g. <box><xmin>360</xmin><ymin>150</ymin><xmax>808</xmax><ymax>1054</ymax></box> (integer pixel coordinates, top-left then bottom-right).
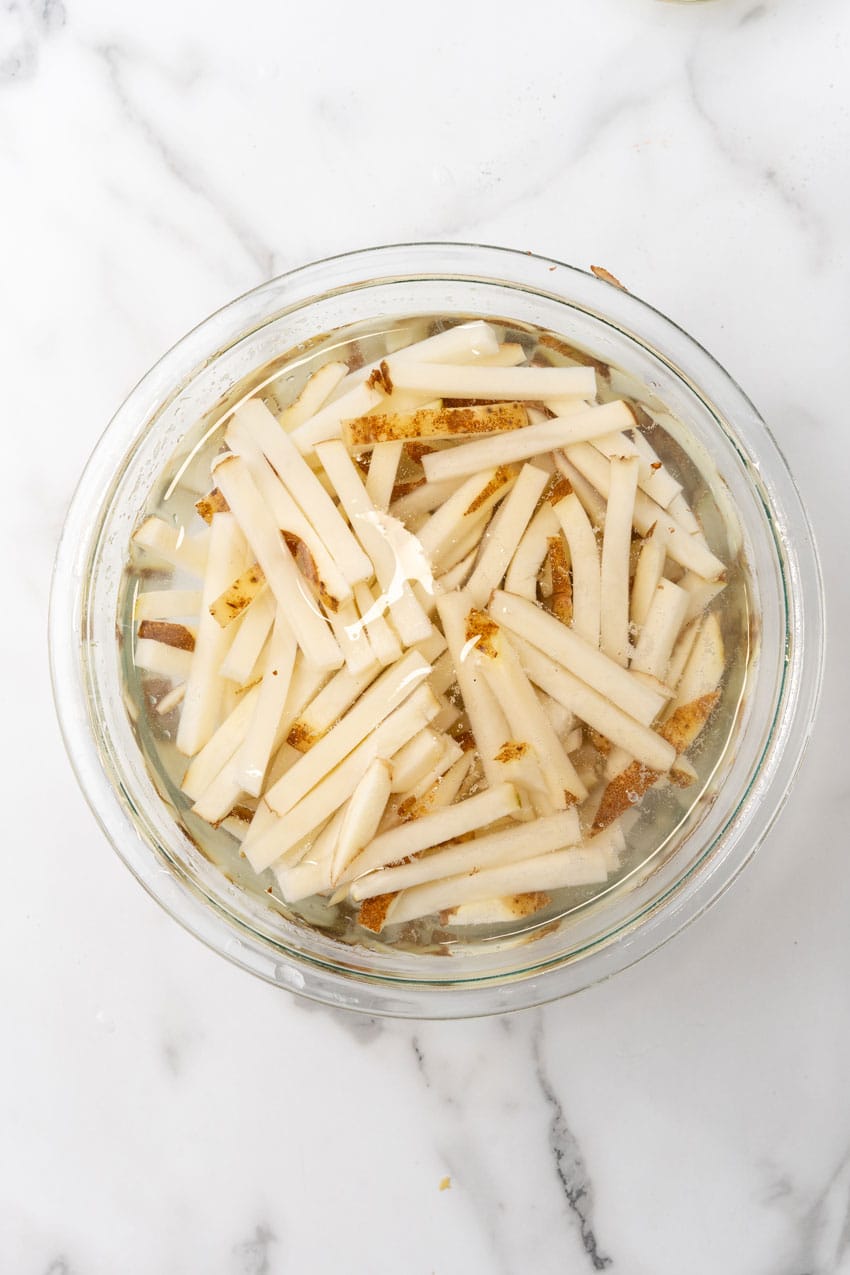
<box><xmin>439</xmin><ymin>1176</ymin><xmax>451</xmax><ymax>1191</ymax></box>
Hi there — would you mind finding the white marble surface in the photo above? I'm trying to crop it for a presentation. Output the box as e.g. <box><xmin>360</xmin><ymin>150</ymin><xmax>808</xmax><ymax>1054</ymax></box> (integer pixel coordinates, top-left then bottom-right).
<box><xmin>3</xmin><ymin>0</ymin><xmax>849</xmax><ymax>1270</ymax></box>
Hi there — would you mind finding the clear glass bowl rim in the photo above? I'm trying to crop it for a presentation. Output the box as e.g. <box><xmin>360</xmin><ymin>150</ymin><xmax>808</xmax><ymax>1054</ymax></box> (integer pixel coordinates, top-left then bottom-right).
<box><xmin>49</xmin><ymin>242</ymin><xmax>825</xmax><ymax>1019</ymax></box>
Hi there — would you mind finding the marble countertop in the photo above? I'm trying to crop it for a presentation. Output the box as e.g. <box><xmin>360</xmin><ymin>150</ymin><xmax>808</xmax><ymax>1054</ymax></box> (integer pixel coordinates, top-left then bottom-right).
<box><xmin>4</xmin><ymin>0</ymin><xmax>849</xmax><ymax>1270</ymax></box>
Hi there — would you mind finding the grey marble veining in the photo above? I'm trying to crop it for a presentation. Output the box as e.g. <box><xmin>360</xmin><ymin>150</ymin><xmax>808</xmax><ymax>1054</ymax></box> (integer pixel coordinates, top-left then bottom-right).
<box><xmin>3</xmin><ymin>1</ymin><xmax>850</xmax><ymax>1272</ymax></box>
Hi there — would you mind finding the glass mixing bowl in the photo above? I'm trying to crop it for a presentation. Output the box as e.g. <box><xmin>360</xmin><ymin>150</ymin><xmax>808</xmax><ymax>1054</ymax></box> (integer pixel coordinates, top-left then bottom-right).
<box><xmin>49</xmin><ymin>243</ymin><xmax>824</xmax><ymax>1018</ymax></box>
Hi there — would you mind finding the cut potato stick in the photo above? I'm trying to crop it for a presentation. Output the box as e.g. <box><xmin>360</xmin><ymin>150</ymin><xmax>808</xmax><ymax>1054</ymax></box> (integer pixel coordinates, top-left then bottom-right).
<box><xmin>664</xmin><ymin>619</ymin><xmax>701</xmax><ymax>695</ymax></box>
<box><xmin>132</xmin><ymin>517</ymin><xmax>209</xmax><ymax>578</ymax></box>
<box><xmin>504</xmin><ymin>504</ymin><xmax>560</xmax><ymax>600</ymax></box>
<box><xmin>435</xmin><ymin>547</ymin><xmax>479</xmax><ymax>594</ymax></box>
<box><xmin>509</xmin><ymin>635</ymin><xmax>675</xmax><ymax>772</ymax></box>
<box><xmin>346</xmin><ymin>782</ymin><xmax>524</xmax><ymax>888</ymax></box>
<box><xmin>219</xmin><ymin>590</ymin><xmax>275</xmax><ymax>685</ymax></box>
<box><xmin>536</xmin><ymin>689</ymin><xmax>575</xmax><ymax>738</ymax></box>
<box><xmin>389</xmin><ymin>728</ymin><xmax>445</xmax><ymax>793</ymax></box>
<box><xmin>134</xmin><ymin>589</ymin><xmax>202</xmax><ymax>621</ymax></box>
<box><xmin>155</xmin><ymin>682</ymin><xmax>186</xmax><ymax>716</ymax></box>
<box><xmin>472</xmin><ymin>342</ymin><xmax>527</xmax><ymax>368</ymax></box>
<box><xmin>423</xmin><ymin>400</ymin><xmax>634</xmax><ymax>484</ymax></box>
<box><xmin>195</xmin><ymin>487</ymin><xmax>230</xmax><ymax>525</ymax></box>
<box><xmin>436</xmin><ymin>591</ymin><xmax>512</xmax><ymax>788</ymax></box>
<box><xmin>326</xmin><ymin>597</ymin><xmax>375</xmax><ymax>675</ymax></box>
<box><xmin>553</xmin><ymin>452</ymin><xmax>607</xmax><ymax>528</ymax></box>
<box><xmin>274</xmin><ymin>807</ymin><xmax>345</xmax><ymax>901</ymax></box>
<box><xmin>287</xmin><ymin>658</ymin><xmax>381</xmax><ymax>753</ymax></box>
<box><xmin>290</xmin><ymin>382</ymin><xmax>384</xmax><ymax>453</ymax></box>
<box><xmin>383</xmin><ymin>847</ymin><xmax>608</xmax><ymax>929</ymax></box>
<box><xmin>392</xmin><ymin>362</ymin><xmax>596</xmax><ymax>403</ymax></box>
<box><xmin>630</xmin><ymin>523</ymin><xmax>667</xmax><ymax>628</ymax></box>
<box><xmin>364</xmin><ymin>440</ymin><xmax>404</xmax><ymax>510</ymax></box>
<box><xmin>136</xmin><ymin>621</ymin><xmax>195</xmax><ymax>651</ymax></box>
<box><xmin>246</xmin><ymin>683</ymin><xmax>440</xmax><ymax>871</ymax></box>
<box><xmin>331</xmin><ymin>759</ymin><xmax>393</xmax><ymax>883</ymax></box>
<box><xmin>209</xmin><ymin>565</ymin><xmax>266</xmax><ymax>628</ymax></box>
<box><xmin>443</xmin><ymin>892</ymin><xmax>551</xmax><ymax>927</ymax></box>
<box><xmin>465</xmin><ymin>463</ymin><xmax>550</xmax><ymax>607</ymax></box>
<box><xmin>177</xmin><ymin>513</ymin><xmax>249</xmax><ymax>756</ymax></box>
<box><xmin>278</xmin><ymin>361</ymin><xmax>348</xmax><ymax>431</ymax></box>
<box><xmin>434</xmin><ymin>505</ymin><xmax>494</xmax><ymax>576</ymax></box>
<box><xmin>335</xmin><ymin>321</ymin><xmax>501</xmax><ymax>398</ymax></box>
<box><xmin>315</xmin><ymin>440</ymin><xmax>432</xmax><ymax>645</ymax></box>
<box><xmin>629</xmin><ymin>430</ymin><xmax>682</xmax><ymax>509</ymax></box>
<box><xmin>492</xmin><ymin>590</ymin><xmax>668</xmax><ymax>726</ymax></box>
<box><xmin>265</xmin><ymin>650</ymin><xmax>432</xmax><ymax>818</ymax></box>
<box><xmin>668</xmin><ymin>490</ymin><xmax>704</xmax><ymax>538</ymax></box>
<box><xmin>630</xmin><ymin>579</ymin><xmax>689</xmax><ymax>681</ymax></box>
<box><xmin>390</xmin><ymin>476</ymin><xmax>466</xmax><ymax>523</ymax></box>
<box><xmin>226</xmin><ymin>411</ymin><xmax>351</xmax><ymax>608</ymax></box>
<box><xmin>599</xmin><ymin>455</ymin><xmax>640</xmax><ymax>667</ymax></box>
<box><xmin>344</xmin><ymin>402</ymin><xmax>528</xmax><ymax>448</ymax></box>
<box><xmin>133</xmin><ymin>639</ymin><xmax>194</xmax><ymax>680</ymax></box>
<box><xmin>399</xmin><ymin>751</ymin><xmax>473</xmax><ymax>819</ymax></box>
<box><xmin>212</xmin><ymin>454</ymin><xmax>342</xmax><ymax>669</ymax></box>
<box><xmin>563</xmin><ymin>443</ymin><xmax>725</xmax><ymax>580</ymax></box>
<box><xmin>679</xmin><ymin>572</ymin><xmax>726</xmax><ymax>622</ymax></box>
<box><xmin>667</xmin><ymin>613</ymin><xmax>725</xmax><ymax>714</ymax></box>
<box><xmin>233</xmin><ymin>614</ymin><xmax>298</xmax><ymax>796</ymax></box>
<box><xmin>553</xmin><ymin>492</ymin><xmax>601</xmax><ymax>647</ymax></box>
<box><xmin>468</xmin><ymin>615</ymin><xmax>586</xmax><ymax>804</ymax></box>
<box><xmin>356</xmin><ymin>806</ymin><xmax>581</xmax><ymax>902</ymax></box>
<box><xmin>417</xmin><ymin>466</ymin><xmax>514</xmax><ymax>569</ymax></box>
<box><xmin>181</xmin><ymin>683</ymin><xmax>261</xmax><ymax>801</ymax></box>
<box><xmin>234</xmin><ymin>399</ymin><xmax>372</xmax><ymax>587</ymax></box>
<box><xmin>353</xmin><ymin>582</ymin><xmax>403</xmax><ymax>666</ymax></box>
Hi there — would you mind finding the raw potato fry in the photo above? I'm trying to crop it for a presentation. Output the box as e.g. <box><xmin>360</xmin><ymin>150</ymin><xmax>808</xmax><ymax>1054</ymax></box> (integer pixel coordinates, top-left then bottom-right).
<box><xmin>365</xmin><ymin>440</ymin><xmax>404</xmax><ymax>510</ymax></box>
<box><xmin>219</xmin><ymin>590</ymin><xmax>275</xmax><ymax>685</ymax></box>
<box><xmin>390</xmin><ymin>476</ymin><xmax>465</xmax><ymax>523</ymax></box>
<box><xmin>629</xmin><ymin>430</ymin><xmax>682</xmax><ymax>509</ymax></box>
<box><xmin>399</xmin><ymin>751</ymin><xmax>473</xmax><ymax>820</ymax></box>
<box><xmin>599</xmin><ymin>455</ymin><xmax>640</xmax><ymax>667</ymax></box>
<box><xmin>226</xmin><ymin>411</ymin><xmax>351</xmax><ymax>608</ymax></box>
<box><xmin>326</xmin><ymin>597</ymin><xmax>376</xmax><ymax>676</ymax></box>
<box><xmin>331</xmin><ymin>759</ymin><xmax>393</xmax><ymax>883</ymax></box>
<box><xmin>209</xmin><ymin>565</ymin><xmax>266</xmax><ymax>628</ymax></box>
<box><xmin>353</xmin><ymin>582</ymin><xmax>403</xmax><ymax>666</ymax></box>
<box><xmin>195</xmin><ymin>487</ymin><xmax>230</xmax><ymax>525</ymax></box>
<box><xmin>288</xmin><ymin>658</ymin><xmax>382</xmax><ymax>752</ymax></box>
<box><xmin>347</xmin><ymin>783</ymin><xmax>530</xmax><ymax>891</ymax></box>
<box><xmin>246</xmin><ymin>683</ymin><xmax>440</xmax><ymax>871</ymax></box>
<box><xmin>436</xmin><ymin>591</ymin><xmax>512</xmax><ymax>788</ymax></box>
<box><xmin>443</xmin><ymin>892</ymin><xmax>552</xmax><ymax>927</ymax></box>
<box><xmin>344</xmin><ymin>402</ymin><xmax>528</xmax><ymax>448</ymax></box>
<box><xmin>465</xmin><ymin>463</ymin><xmax>550</xmax><ymax>607</ymax></box>
<box><xmin>504</xmin><ymin>504</ymin><xmax>561</xmax><ymax>600</ymax></box>
<box><xmin>132</xmin><ymin>517</ymin><xmax>209</xmax><ymax>578</ymax></box>
<box><xmin>134</xmin><ymin>639</ymin><xmax>194</xmax><ymax>680</ymax></box>
<box><xmin>553</xmin><ymin>492</ymin><xmax>600</xmax><ymax>646</ymax></box>
<box><xmin>354</xmin><ymin>805</ymin><xmax>586</xmax><ymax>897</ymax></box>
<box><xmin>564</xmin><ymin>443</ymin><xmax>726</xmax><ymax>580</ymax></box>
<box><xmin>391</xmin><ymin>362</ymin><xmax>596</xmax><ymax>402</ymax></box>
<box><xmin>136</xmin><ymin>621</ymin><xmax>195</xmax><ymax>651</ymax></box>
<box><xmin>315</xmin><ymin>440</ymin><xmax>433</xmax><ymax>645</ymax></box>
<box><xmin>546</xmin><ymin>536</ymin><xmax>573</xmax><ymax>624</ymax></box>
<box><xmin>630</xmin><ymin>579</ymin><xmax>689</xmax><ymax>681</ymax></box>
<box><xmin>290</xmin><ymin>382</ymin><xmax>384</xmax><ymax>453</ymax></box>
<box><xmin>235</xmin><ymin>399</ymin><xmax>372</xmax><ymax>587</ymax></box>
<box><xmin>264</xmin><ymin>650</ymin><xmax>433</xmax><ymax>818</ymax></box>
<box><xmin>275</xmin><ymin>807</ymin><xmax>346</xmax><ymax>902</ymax></box>
<box><xmin>181</xmin><ymin>684</ymin><xmax>262</xmax><ymax>801</ymax></box>
<box><xmin>679</xmin><ymin>572</ymin><xmax>726</xmax><ymax>622</ymax></box>
<box><xmin>389</xmin><ymin>729</ymin><xmax>445</xmax><ymax>793</ymax></box>
<box><xmin>212</xmin><ymin>454</ymin><xmax>342</xmax><ymax>670</ymax></box>
<box><xmin>155</xmin><ymin>682</ymin><xmax>186</xmax><ymax>716</ymax></box>
<box><xmin>630</xmin><ymin>523</ymin><xmax>667</xmax><ymax>628</ymax></box>
<box><xmin>383</xmin><ymin>848</ymin><xmax>608</xmax><ymax>929</ymax></box>
<box><xmin>278</xmin><ymin>362</ymin><xmax>348</xmax><ymax>431</ymax></box>
<box><xmin>422</xmin><ymin>400</ymin><xmax>635</xmax><ymax>484</ymax></box>
<box><xmin>335</xmin><ymin>320</ymin><xmax>501</xmax><ymax>398</ymax></box>
<box><xmin>509</xmin><ymin>635</ymin><xmax>675</xmax><ymax>772</ymax></box>
<box><xmin>468</xmin><ymin>613</ymin><xmax>587</xmax><ymax>804</ymax></box>
<box><xmin>472</xmin><ymin>342</ymin><xmax>527</xmax><ymax>368</ymax></box>
<box><xmin>417</xmin><ymin>466</ymin><xmax>515</xmax><ymax>569</ymax></box>
<box><xmin>177</xmin><ymin>514</ymin><xmax>250</xmax><ymax>756</ymax></box>
<box><xmin>233</xmin><ymin>614</ymin><xmax>297</xmax><ymax>796</ymax></box>
<box><xmin>134</xmin><ymin>589</ymin><xmax>202</xmax><ymax>621</ymax></box>
<box><xmin>553</xmin><ymin>452</ymin><xmax>607</xmax><ymax>528</ymax></box>
<box><xmin>436</xmin><ymin>548</ymin><xmax>479</xmax><ymax>594</ymax></box>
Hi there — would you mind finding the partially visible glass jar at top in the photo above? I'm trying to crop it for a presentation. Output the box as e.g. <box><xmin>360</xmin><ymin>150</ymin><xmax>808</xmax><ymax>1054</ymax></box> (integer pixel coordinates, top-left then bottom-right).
<box><xmin>120</xmin><ymin>310</ymin><xmax>752</xmax><ymax>956</ymax></box>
